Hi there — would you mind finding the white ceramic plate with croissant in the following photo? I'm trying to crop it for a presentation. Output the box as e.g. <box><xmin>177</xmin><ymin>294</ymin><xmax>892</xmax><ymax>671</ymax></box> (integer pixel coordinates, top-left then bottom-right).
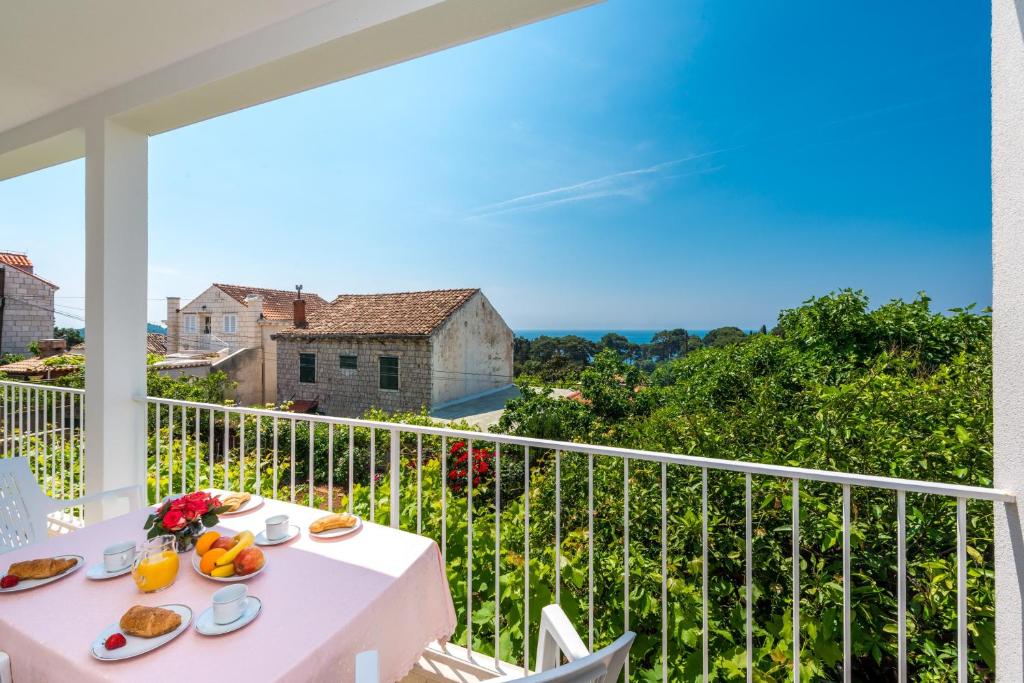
<box><xmin>205</xmin><ymin>490</ymin><xmax>264</xmax><ymax>516</ymax></box>
<box><xmin>309</xmin><ymin>515</ymin><xmax>362</xmax><ymax>539</ymax></box>
<box><xmin>90</xmin><ymin>604</ymin><xmax>192</xmax><ymax>661</ymax></box>
<box><xmin>0</xmin><ymin>555</ymin><xmax>84</xmax><ymax>593</ymax></box>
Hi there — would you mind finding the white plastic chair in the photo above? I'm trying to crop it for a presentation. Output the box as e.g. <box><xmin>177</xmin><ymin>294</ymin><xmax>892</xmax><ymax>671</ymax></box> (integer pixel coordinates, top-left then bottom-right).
<box><xmin>354</xmin><ymin>604</ymin><xmax>635</xmax><ymax>683</ymax></box>
<box><xmin>494</xmin><ymin>604</ymin><xmax>635</xmax><ymax>683</ymax></box>
<box><xmin>0</xmin><ymin>457</ymin><xmax>143</xmax><ymax>553</ymax></box>
<box><xmin>355</xmin><ymin>650</ymin><xmax>379</xmax><ymax>683</ymax></box>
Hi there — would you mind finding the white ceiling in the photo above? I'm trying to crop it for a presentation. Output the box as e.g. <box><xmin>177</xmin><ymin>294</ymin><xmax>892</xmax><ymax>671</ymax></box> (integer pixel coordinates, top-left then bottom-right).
<box><xmin>0</xmin><ymin>0</ymin><xmax>334</xmax><ymax>132</ymax></box>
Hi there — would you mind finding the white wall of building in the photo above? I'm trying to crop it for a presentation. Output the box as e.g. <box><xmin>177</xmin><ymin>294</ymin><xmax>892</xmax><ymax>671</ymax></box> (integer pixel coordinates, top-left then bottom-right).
<box><xmin>430</xmin><ymin>291</ymin><xmax>513</xmax><ymax>407</ymax></box>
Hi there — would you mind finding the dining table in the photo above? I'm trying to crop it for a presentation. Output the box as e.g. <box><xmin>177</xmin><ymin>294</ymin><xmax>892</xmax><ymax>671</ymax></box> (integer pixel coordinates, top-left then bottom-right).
<box><xmin>0</xmin><ymin>496</ymin><xmax>456</xmax><ymax>682</ymax></box>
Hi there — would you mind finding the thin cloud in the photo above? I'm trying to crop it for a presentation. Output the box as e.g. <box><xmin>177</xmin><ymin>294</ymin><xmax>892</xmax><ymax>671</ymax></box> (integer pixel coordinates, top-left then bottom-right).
<box><xmin>466</xmin><ymin>86</ymin><xmax>967</xmax><ymax>222</ymax></box>
<box><xmin>467</xmin><ymin>155</ymin><xmax>730</xmax><ymax>220</ymax></box>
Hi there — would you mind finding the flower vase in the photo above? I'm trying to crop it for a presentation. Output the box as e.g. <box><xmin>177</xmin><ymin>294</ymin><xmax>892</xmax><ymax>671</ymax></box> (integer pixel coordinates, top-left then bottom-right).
<box><xmin>174</xmin><ymin>521</ymin><xmax>205</xmax><ymax>553</ymax></box>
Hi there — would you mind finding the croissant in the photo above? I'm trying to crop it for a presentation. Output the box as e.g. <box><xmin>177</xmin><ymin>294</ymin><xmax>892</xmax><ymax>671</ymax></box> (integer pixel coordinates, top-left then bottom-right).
<box><xmin>220</xmin><ymin>492</ymin><xmax>251</xmax><ymax>512</ymax></box>
<box><xmin>119</xmin><ymin>605</ymin><xmax>182</xmax><ymax>638</ymax></box>
<box><xmin>8</xmin><ymin>557</ymin><xmax>76</xmax><ymax>580</ymax></box>
<box><xmin>310</xmin><ymin>512</ymin><xmax>358</xmax><ymax>533</ymax></box>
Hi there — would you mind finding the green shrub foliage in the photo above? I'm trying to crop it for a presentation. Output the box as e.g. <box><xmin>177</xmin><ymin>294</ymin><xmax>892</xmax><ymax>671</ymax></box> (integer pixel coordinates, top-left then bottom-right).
<box><xmin>131</xmin><ymin>289</ymin><xmax>991</xmax><ymax>681</ymax></box>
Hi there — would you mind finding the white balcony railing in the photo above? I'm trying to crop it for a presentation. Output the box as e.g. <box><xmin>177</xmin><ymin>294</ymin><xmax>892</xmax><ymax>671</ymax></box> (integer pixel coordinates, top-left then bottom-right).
<box><xmin>0</xmin><ymin>381</ymin><xmax>85</xmax><ymax>507</ymax></box>
<box><xmin>0</xmin><ymin>379</ymin><xmax>1015</xmax><ymax>681</ymax></box>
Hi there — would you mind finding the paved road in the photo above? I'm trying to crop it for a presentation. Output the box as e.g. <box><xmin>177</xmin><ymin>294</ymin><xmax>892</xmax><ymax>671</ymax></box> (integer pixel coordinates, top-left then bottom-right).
<box><xmin>430</xmin><ymin>385</ymin><xmax>575</xmax><ymax>430</ymax></box>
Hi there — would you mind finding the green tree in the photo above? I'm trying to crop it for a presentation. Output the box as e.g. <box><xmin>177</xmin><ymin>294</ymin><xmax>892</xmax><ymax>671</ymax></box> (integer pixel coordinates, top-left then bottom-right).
<box><xmin>649</xmin><ymin>328</ymin><xmax>691</xmax><ymax>361</ymax></box>
<box><xmin>53</xmin><ymin>326</ymin><xmax>84</xmax><ymax>346</ymax></box>
<box><xmin>702</xmin><ymin>325</ymin><xmax>747</xmax><ymax>347</ymax></box>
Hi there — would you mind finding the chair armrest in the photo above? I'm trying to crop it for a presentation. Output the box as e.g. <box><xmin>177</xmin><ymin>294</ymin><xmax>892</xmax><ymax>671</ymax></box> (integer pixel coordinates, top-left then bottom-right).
<box><xmin>0</xmin><ymin>649</ymin><xmax>12</xmax><ymax>683</ymax></box>
<box><xmin>59</xmin><ymin>484</ymin><xmax>145</xmax><ymax>512</ymax></box>
<box><xmin>535</xmin><ymin>604</ymin><xmax>590</xmax><ymax>672</ymax></box>
<box><xmin>355</xmin><ymin>650</ymin><xmax>379</xmax><ymax>683</ymax></box>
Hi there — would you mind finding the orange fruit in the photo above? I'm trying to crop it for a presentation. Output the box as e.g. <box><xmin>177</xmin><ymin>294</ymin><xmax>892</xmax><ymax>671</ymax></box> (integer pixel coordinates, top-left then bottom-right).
<box><xmin>195</xmin><ymin>531</ymin><xmax>221</xmax><ymax>557</ymax></box>
<box><xmin>199</xmin><ymin>548</ymin><xmax>227</xmax><ymax>574</ymax></box>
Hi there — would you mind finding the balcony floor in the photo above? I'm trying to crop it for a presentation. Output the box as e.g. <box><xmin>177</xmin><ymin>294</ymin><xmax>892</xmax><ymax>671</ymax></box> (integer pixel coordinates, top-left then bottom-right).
<box><xmin>402</xmin><ymin>644</ymin><xmax>526</xmax><ymax>682</ymax></box>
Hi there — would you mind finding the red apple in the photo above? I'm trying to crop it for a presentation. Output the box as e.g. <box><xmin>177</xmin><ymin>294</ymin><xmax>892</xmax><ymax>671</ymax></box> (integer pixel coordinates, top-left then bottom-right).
<box><xmin>210</xmin><ymin>536</ymin><xmax>236</xmax><ymax>552</ymax></box>
<box><xmin>233</xmin><ymin>547</ymin><xmax>265</xmax><ymax>576</ymax></box>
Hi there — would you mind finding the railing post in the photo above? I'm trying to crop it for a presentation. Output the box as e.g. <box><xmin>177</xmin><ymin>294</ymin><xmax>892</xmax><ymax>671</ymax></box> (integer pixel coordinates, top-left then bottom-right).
<box><xmin>993</xmin><ymin>0</ymin><xmax>1024</xmax><ymax>679</ymax></box>
<box><xmin>389</xmin><ymin>427</ymin><xmax>400</xmax><ymax>528</ymax></box>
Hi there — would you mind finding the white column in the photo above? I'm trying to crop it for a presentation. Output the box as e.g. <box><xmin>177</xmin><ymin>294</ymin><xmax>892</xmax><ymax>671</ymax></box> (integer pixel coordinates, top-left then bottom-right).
<box><xmin>84</xmin><ymin>119</ymin><xmax>148</xmax><ymax>520</ymax></box>
<box><xmin>993</xmin><ymin>1</ymin><xmax>1024</xmax><ymax>679</ymax></box>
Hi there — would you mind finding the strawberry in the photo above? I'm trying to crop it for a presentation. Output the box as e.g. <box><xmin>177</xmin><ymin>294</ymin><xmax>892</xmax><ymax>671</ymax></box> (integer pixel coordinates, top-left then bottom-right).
<box><xmin>104</xmin><ymin>633</ymin><xmax>127</xmax><ymax>650</ymax></box>
<box><xmin>0</xmin><ymin>575</ymin><xmax>18</xmax><ymax>589</ymax></box>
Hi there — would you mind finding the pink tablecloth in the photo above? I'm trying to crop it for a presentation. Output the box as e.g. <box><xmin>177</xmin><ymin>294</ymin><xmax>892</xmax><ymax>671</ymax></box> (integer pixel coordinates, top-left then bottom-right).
<box><xmin>0</xmin><ymin>498</ymin><xmax>455</xmax><ymax>682</ymax></box>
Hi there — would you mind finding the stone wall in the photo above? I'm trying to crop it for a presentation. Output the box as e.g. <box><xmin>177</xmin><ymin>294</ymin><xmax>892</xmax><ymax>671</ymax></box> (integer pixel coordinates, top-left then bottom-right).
<box><xmin>275</xmin><ymin>336</ymin><xmax>432</xmax><ymax>417</ymax></box>
<box><xmin>175</xmin><ymin>286</ymin><xmax>263</xmax><ymax>352</ymax></box>
<box><xmin>1</xmin><ymin>266</ymin><xmax>56</xmax><ymax>356</ymax></box>
<box><xmin>430</xmin><ymin>291</ymin><xmax>513</xmax><ymax>406</ymax></box>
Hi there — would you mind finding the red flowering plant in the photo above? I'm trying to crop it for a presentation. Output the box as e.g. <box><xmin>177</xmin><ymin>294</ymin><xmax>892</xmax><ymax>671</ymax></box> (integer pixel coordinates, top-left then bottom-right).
<box><xmin>144</xmin><ymin>491</ymin><xmax>229</xmax><ymax>551</ymax></box>
<box><xmin>447</xmin><ymin>440</ymin><xmax>495</xmax><ymax>494</ymax></box>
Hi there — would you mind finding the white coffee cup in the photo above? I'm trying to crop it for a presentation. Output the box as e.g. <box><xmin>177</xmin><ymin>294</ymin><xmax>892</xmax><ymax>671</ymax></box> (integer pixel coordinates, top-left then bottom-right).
<box><xmin>212</xmin><ymin>584</ymin><xmax>248</xmax><ymax>625</ymax></box>
<box><xmin>265</xmin><ymin>514</ymin><xmax>290</xmax><ymax>541</ymax></box>
<box><xmin>103</xmin><ymin>541</ymin><xmax>136</xmax><ymax>572</ymax></box>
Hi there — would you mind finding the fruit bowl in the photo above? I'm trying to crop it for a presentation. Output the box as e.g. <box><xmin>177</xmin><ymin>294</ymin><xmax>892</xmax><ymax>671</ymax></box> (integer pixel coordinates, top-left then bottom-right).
<box><xmin>191</xmin><ymin>553</ymin><xmax>266</xmax><ymax>582</ymax></box>
<box><xmin>192</xmin><ymin>530</ymin><xmax>266</xmax><ymax>582</ymax></box>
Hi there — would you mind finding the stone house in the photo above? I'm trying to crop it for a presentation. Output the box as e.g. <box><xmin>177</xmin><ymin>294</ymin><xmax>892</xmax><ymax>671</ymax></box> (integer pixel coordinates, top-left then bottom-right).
<box><xmin>273</xmin><ymin>289</ymin><xmax>513</xmax><ymax>417</ymax></box>
<box><xmin>165</xmin><ymin>284</ymin><xmax>327</xmax><ymax>405</ymax></box>
<box><xmin>0</xmin><ymin>251</ymin><xmax>58</xmax><ymax>357</ymax></box>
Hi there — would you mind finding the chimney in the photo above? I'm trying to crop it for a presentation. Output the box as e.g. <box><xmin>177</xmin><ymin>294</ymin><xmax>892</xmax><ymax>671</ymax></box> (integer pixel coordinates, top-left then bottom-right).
<box><xmin>293</xmin><ymin>285</ymin><xmax>307</xmax><ymax>328</ymax></box>
<box><xmin>37</xmin><ymin>338</ymin><xmax>66</xmax><ymax>358</ymax></box>
<box><xmin>166</xmin><ymin>297</ymin><xmax>181</xmax><ymax>353</ymax></box>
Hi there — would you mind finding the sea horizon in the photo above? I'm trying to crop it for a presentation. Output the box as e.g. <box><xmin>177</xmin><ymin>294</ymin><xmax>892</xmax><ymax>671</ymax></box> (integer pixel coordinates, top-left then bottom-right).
<box><xmin>516</xmin><ymin>329</ymin><xmax>712</xmax><ymax>345</ymax></box>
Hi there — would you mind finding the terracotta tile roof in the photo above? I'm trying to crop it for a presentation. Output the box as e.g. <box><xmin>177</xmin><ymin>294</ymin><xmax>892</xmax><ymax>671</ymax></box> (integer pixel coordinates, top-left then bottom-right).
<box><xmin>213</xmin><ymin>284</ymin><xmax>327</xmax><ymax>321</ymax></box>
<box><xmin>69</xmin><ymin>333</ymin><xmax>167</xmax><ymax>356</ymax></box>
<box><xmin>275</xmin><ymin>288</ymin><xmax>480</xmax><ymax>339</ymax></box>
<box><xmin>0</xmin><ymin>252</ymin><xmax>32</xmax><ymax>270</ymax></box>
<box><xmin>0</xmin><ymin>353</ymin><xmax>83</xmax><ymax>378</ymax></box>
<box><xmin>0</xmin><ymin>251</ymin><xmax>58</xmax><ymax>289</ymax></box>
<box><xmin>147</xmin><ymin>333</ymin><xmax>168</xmax><ymax>355</ymax></box>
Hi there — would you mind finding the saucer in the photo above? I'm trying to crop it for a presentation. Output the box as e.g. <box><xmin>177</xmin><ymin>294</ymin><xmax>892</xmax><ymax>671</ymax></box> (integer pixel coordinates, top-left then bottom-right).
<box><xmin>195</xmin><ymin>596</ymin><xmax>262</xmax><ymax>636</ymax></box>
<box><xmin>86</xmin><ymin>563</ymin><xmax>132</xmax><ymax>580</ymax></box>
<box><xmin>255</xmin><ymin>525</ymin><xmax>300</xmax><ymax>546</ymax></box>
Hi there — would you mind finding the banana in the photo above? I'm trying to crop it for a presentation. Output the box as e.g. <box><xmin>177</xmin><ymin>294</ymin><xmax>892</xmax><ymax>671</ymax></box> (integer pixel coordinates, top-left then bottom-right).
<box><xmin>211</xmin><ymin>564</ymin><xmax>236</xmax><ymax>578</ymax></box>
<box><xmin>215</xmin><ymin>530</ymin><xmax>254</xmax><ymax>566</ymax></box>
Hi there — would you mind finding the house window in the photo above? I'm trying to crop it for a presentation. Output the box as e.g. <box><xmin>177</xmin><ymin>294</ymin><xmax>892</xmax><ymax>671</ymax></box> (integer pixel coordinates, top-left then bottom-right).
<box><xmin>223</xmin><ymin>314</ymin><xmax>237</xmax><ymax>334</ymax></box>
<box><xmin>202</xmin><ymin>316</ymin><xmax>211</xmax><ymax>335</ymax></box>
<box><xmin>299</xmin><ymin>353</ymin><xmax>316</xmax><ymax>383</ymax></box>
<box><xmin>183</xmin><ymin>314</ymin><xmax>197</xmax><ymax>334</ymax></box>
<box><xmin>379</xmin><ymin>356</ymin><xmax>399</xmax><ymax>390</ymax></box>
<box><xmin>339</xmin><ymin>355</ymin><xmax>357</xmax><ymax>370</ymax></box>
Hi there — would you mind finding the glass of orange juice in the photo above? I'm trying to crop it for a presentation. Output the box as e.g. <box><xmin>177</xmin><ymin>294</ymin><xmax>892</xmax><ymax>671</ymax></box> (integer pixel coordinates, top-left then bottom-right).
<box><xmin>132</xmin><ymin>535</ymin><xmax>180</xmax><ymax>593</ymax></box>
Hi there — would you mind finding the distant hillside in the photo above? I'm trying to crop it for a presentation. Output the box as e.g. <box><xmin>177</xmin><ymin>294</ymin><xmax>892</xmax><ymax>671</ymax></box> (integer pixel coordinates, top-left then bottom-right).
<box><xmin>75</xmin><ymin>323</ymin><xmax>167</xmax><ymax>339</ymax></box>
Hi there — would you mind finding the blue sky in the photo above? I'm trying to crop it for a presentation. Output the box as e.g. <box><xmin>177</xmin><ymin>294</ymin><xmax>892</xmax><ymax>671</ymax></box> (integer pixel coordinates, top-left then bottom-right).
<box><xmin>0</xmin><ymin>0</ymin><xmax>991</xmax><ymax>330</ymax></box>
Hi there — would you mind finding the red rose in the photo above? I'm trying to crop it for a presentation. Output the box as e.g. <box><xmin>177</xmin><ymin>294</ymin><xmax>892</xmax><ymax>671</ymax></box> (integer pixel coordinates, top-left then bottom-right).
<box><xmin>162</xmin><ymin>509</ymin><xmax>186</xmax><ymax>531</ymax></box>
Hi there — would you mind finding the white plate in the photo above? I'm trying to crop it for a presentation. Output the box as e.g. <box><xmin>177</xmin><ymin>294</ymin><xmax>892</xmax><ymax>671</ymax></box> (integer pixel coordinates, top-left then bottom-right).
<box><xmin>308</xmin><ymin>515</ymin><xmax>362</xmax><ymax>539</ymax></box>
<box><xmin>90</xmin><ymin>604</ymin><xmax>192</xmax><ymax>661</ymax></box>
<box><xmin>195</xmin><ymin>596</ymin><xmax>262</xmax><ymax>636</ymax></box>
<box><xmin>191</xmin><ymin>551</ymin><xmax>266</xmax><ymax>582</ymax></box>
<box><xmin>215</xmin><ymin>493</ymin><xmax>264</xmax><ymax>517</ymax></box>
<box><xmin>85</xmin><ymin>562</ymin><xmax>132</xmax><ymax>581</ymax></box>
<box><xmin>255</xmin><ymin>525</ymin><xmax>300</xmax><ymax>546</ymax></box>
<box><xmin>0</xmin><ymin>555</ymin><xmax>84</xmax><ymax>593</ymax></box>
